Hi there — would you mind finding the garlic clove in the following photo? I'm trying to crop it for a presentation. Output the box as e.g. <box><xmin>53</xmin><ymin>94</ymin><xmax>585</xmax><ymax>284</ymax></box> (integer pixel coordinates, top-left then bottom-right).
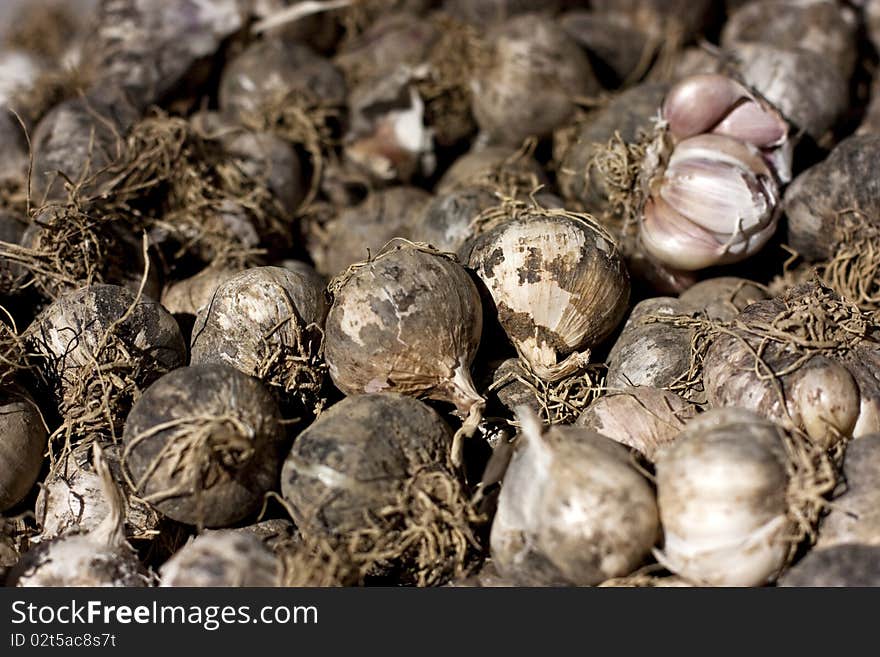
<box><xmin>667</xmin><ymin>133</ymin><xmax>773</xmax><ymax>179</ymax></box>
<box><xmin>711</xmin><ymin>99</ymin><xmax>788</xmax><ymax>149</ymax></box>
<box><xmin>639</xmin><ymin>196</ymin><xmax>724</xmax><ymax>271</ymax></box>
<box><xmin>660</xmin><ymin>157</ymin><xmax>772</xmax><ymax>235</ymax></box>
<box><xmin>662</xmin><ymin>73</ymin><xmax>750</xmax><ymax>140</ymax></box>
<box><xmin>790</xmin><ymin>359</ymin><xmax>860</xmax><ymax>449</ymax></box>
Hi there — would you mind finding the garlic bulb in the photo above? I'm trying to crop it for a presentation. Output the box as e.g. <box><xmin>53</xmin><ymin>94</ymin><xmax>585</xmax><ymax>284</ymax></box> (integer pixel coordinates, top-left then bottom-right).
<box><xmin>466</xmin><ymin>211</ymin><xmax>629</xmax><ymax>381</ymax></box>
<box><xmin>308</xmin><ymin>187</ymin><xmax>431</xmax><ymax>277</ymax></box>
<box><xmin>779</xmin><ymin>544</ymin><xmax>880</xmax><ymax>587</ymax></box>
<box><xmin>490</xmin><ymin>408</ymin><xmax>659</xmax><ymax>586</ymax></box>
<box><xmin>576</xmin><ymin>386</ymin><xmax>696</xmax><ymax>461</ymax></box>
<box><xmin>345</xmin><ymin>68</ymin><xmax>435</xmax><ymax>182</ymax></box>
<box><xmin>654</xmin><ymin>408</ymin><xmax>793</xmax><ymax>586</ymax></box>
<box><xmin>817</xmin><ymin>435</ymin><xmax>880</xmax><ymax>549</ymax></box>
<box><xmin>605</xmin><ymin>297</ymin><xmax>692</xmax><ymax>392</ymax></box>
<box><xmin>93</xmin><ymin>0</ymin><xmax>244</xmax><ymax>112</ymax></box>
<box><xmin>640</xmin><ymin>134</ymin><xmax>781</xmax><ymax>271</ymax></box>
<box><xmin>785</xmin><ymin>134</ymin><xmax>880</xmax><ymax>262</ymax></box>
<box><xmin>470</xmin><ymin>14</ymin><xmax>599</xmax><ymax>146</ymax></box>
<box><xmin>35</xmin><ymin>441</ymin><xmax>159</xmax><ymax>542</ymax></box>
<box><xmin>281</xmin><ymin>393</ymin><xmax>474</xmax><ymax>586</ymax></box>
<box><xmin>662</xmin><ymin>73</ymin><xmax>791</xmax><ymax>181</ymax></box>
<box><xmin>324</xmin><ymin>243</ymin><xmax>484</xmax><ymax>425</ymax></box>
<box><xmin>731</xmin><ymin>43</ymin><xmax>848</xmax><ymax>143</ymax></box>
<box><xmin>0</xmin><ymin>386</ymin><xmax>47</xmax><ymax>512</ymax></box>
<box><xmin>189</xmin><ymin>265</ymin><xmax>328</xmax><ymax>408</ymax></box>
<box><xmin>161</xmin><ymin>265</ymin><xmax>242</xmax><ymax>317</ymax></box>
<box><xmin>219</xmin><ymin>38</ymin><xmax>345</xmax><ymax>123</ymax></box>
<box><xmin>160</xmin><ymin>531</ymin><xmax>282</xmax><ymax>587</ymax></box>
<box><xmin>721</xmin><ymin>0</ymin><xmax>857</xmax><ymax>79</ymax></box>
<box><xmin>702</xmin><ymin>284</ymin><xmax>879</xmax><ymax>447</ymax></box>
<box><xmin>11</xmin><ymin>445</ymin><xmax>150</xmax><ymax>587</ymax></box>
<box><xmin>123</xmin><ymin>364</ymin><xmax>285</xmax><ymax>528</ymax></box>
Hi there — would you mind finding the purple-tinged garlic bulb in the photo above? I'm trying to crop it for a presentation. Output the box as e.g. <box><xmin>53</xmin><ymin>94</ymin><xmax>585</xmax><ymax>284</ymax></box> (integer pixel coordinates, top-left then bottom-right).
<box><xmin>467</xmin><ymin>209</ymin><xmax>630</xmax><ymax>381</ymax></box>
<box><xmin>702</xmin><ymin>283</ymin><xmax>880</xmax><ymax>447</ymax></box>
<box><xmin>640</xmin><ymin>134</ymin><xmax>782</xmax><ymax>271</ymax></box>
<box><xmin>661</xmin><ymin>73</ymin><xmax>792</xmax><ymax>180</ymax></box>
<box><xmin>324</xmin><ymin>243</ymin><xmax>484</xmax><ymax>453</ymax></box>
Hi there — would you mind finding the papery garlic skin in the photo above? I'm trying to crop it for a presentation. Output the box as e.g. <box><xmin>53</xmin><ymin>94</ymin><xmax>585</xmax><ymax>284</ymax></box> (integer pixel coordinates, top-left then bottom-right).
<box><xmin>654</xmin><ymin>408</ymin><xmax>792</xmax><ymax>587</ymax></box>
<box><xmin>640</xmin><ymin>134</ymin><xmax>781</xmax><ymax>271</ymax></box>
<box><xmin>576</xmin><ymin>386</ymin><xmax>695</xmax><ymax>461</ymax></box>
<box><xmin>466</xmin><ymin>214</ymin><xmax>630</xmax><ymax>381</ymax></box>
<box><xmin>325</xmin><ymin>244</ymin><xmax>484</xmax><ymax>417</ymax></box>
<box><xmin>491</xmin><ymin>410</ymin><xmax>658</xmax><ymax>586</ymax></box>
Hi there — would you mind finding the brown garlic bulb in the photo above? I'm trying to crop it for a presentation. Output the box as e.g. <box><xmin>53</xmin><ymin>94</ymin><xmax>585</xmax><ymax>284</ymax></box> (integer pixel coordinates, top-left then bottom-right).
<box><xmin>324</xmin><ymin>243</ymin><xmax>484</xmax><ymax>424</ymax></box>
<box><xmin>785</xmin><ymin>134</ymin><xmax>880</xmax><ymax>262</ymax></box>
<box><xmin>334</xmin><ymin>11</ymin><xmax>440</xmax><ymax>85</ymax></box>
<box><xmin>189</xmin><ymin>266</ymin><xmax>328</xmax><ymax>406</ymax></box>
<box><xmin>0</xmin><ymin>387</ymin><xmax>47</xmax><ymax>512</ymax></box>
<box><xmin>344</xmin><ymin>68</ymin><xmax>435</xmax><ymax>182</ymax></box>
<box><xmin>607</xmin><ymin>277</ymin><xmax>769</xmax><ymax>397</ymax></box>
<box><xmin>307</xmin><ymin>186</ymin><xmax>431</xmax><ymax>277</ymax></box>
<box><xmin>437</xmin><ymin>144</ymin><xmax>545</xmax><ymax>194</ymax></box>
<box><xmin>466</xmin><ymin>211</ymin><xmax>630</xmax><ymax>381</ymax></box>
<box><xmin>779</xmin><ymin>544</ymin><xmax>880</xmax><ymax>587</ymax></box>
<box><xmin>160</xmin><ymin>530</ymin><xmax>282</xmax><ymax>587</ymax></box>
<box><xmin>219</xmin><ymin>38</ymin><xmax>345</xmax><ymax>123</ymax></box>
<box><xmin>161</xmin><ymin>265</ymin><xmax>242</xmax><ymax>317</ymax></box>
<box><xmin>722</xmin><ymin>0</ymin><xmax>857</xmax><ymax>80</ymax></box>
<box><xmin>471</xmin><ymin>14</ymin><xmax>599</xmax><ymax>146</ymax></box>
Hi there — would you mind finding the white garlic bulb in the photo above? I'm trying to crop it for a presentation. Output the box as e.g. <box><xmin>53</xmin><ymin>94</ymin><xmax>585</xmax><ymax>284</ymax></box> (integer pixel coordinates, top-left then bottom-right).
<box><xmin>640</xmin><ymin>134</ymin><xmax>781</xmax><ymax>270</ymax></box>
<box><xmin>490</xmin><ymin>408</ymin><xmax>659</xmax><ymax>586</ymax></box>
<box><xmin>11</xmin><ymin>445</ymin><xmax>150</xmax><ymax>587</ymax></box>
<box><xmin>466</xmin><ymin>211</ymin><xmax>630</xmax><ymax>381</ymax></box>
<box><xmin>654</xmin><ymin>408</ymin><xmax>793</xmax><ymax>586</ymax></box>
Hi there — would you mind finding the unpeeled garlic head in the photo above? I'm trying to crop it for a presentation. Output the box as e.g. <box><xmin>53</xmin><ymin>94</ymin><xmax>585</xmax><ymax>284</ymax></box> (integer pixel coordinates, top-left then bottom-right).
<box><xmin>640</xmin><ymin>134</ymin><xmax>781</xmax><ymax>270</ymax></box>
<box><xmin>466</xmin><ymin>212</ymin><xmax>629</xmax><ymax>381</ymax></box>
<box><xmin>654</xmin><ymin>408</ymin><xmax>792</xmax><ymax>586</ymax></box>
<box><xmin>491</xmin><ymin>409</ymin><xmax>658</xmax><ymax>585</ymax></box>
